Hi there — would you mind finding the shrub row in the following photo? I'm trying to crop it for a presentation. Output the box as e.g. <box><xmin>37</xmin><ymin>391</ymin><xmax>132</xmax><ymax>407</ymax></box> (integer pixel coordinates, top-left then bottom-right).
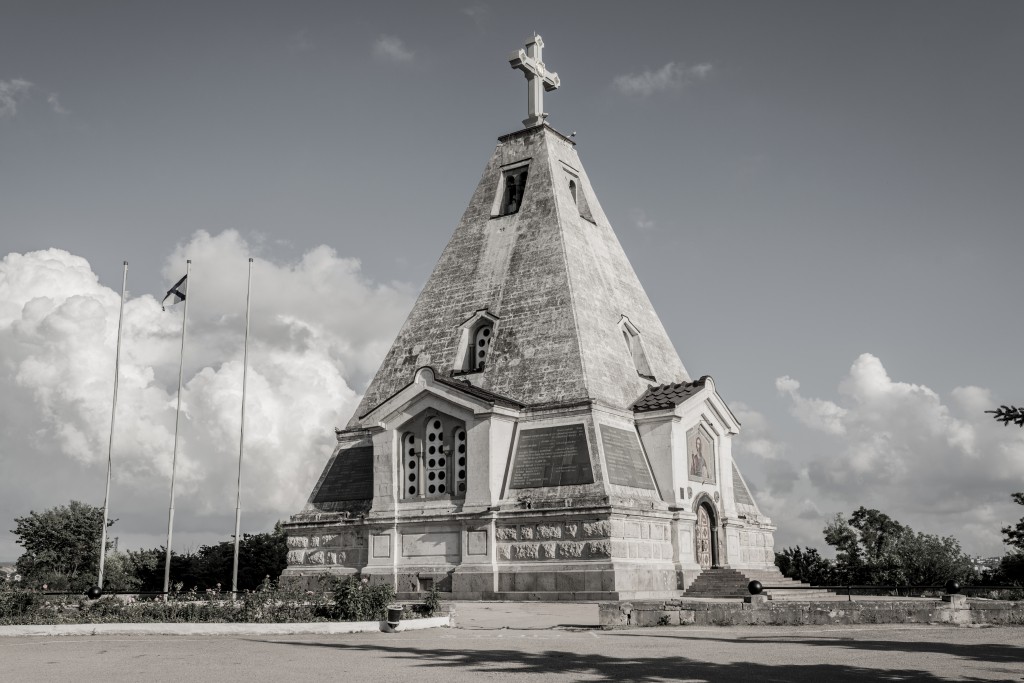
<box><xmin>0</xmin><ymin>575</ymin><xmax>428</xmax><ymax>626</ymax></box>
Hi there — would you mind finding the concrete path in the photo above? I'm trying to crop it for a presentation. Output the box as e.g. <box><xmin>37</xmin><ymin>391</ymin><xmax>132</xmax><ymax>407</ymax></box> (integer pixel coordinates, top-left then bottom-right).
<box><xmin>450</xmin><ymin>601</ymin><xmax>599</xmax><ymax>629</ymax></box>
<box><xmin>1</xmin><ymin>624</ymin><xmax>1021</xmax><ymax>682</ymax></box>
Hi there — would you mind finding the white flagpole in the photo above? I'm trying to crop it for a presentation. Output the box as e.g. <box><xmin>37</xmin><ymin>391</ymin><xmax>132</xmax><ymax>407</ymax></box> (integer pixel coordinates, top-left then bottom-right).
<box><xmin>98</xmin><ymin>261</ymin><xmax>128</xmax><ymax>590</ymax></box>
<box><xmin>231</xmin><ymin>258</ymin><xmax>253</xmax><ymax>598</ymax></box>
<box><xmin>163</xmin><ymin>259</ymin><xmax>191</xmax><ymax>598</ymax></box>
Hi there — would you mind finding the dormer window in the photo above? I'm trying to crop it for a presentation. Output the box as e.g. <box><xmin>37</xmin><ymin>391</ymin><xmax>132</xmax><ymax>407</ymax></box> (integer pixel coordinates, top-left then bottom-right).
<box><xmin>453</xmin><ymin>310</ymin><xmax>499</xmax><ymax>374</ymax></box>
<box><xmin>620</xmin><ymin>316</ymin><xmax>655</xmax><ymax>381</ymax></box>
<box><xmin>563</xmin><ymin>167</ymin><xmax>595</xmax><ymax>223</ymax></box>
<box><xmin>502</xmin><ymin>169</ymin><xmax>528</xmax><ymax>215</ymax></box>
<box><xmin>472</xmin><ymin>323</ymin><xmax>492</xmax><ymax>371</ymax></box>
<box><xmin>492</xmin><ymin>161</ymin><xmax>530</xmax><ymax>218</ymax></box>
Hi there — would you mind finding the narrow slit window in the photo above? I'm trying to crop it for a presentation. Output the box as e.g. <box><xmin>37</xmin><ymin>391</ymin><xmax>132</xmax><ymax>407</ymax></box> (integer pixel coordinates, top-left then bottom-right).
<box><xmin>403</xmin><ymin>432</ymin><xmax>419</xmax><ymax>498</ymax></box>
<box><xmin>569</xmin><ymin>179</ymin><xmax>577</xmax><ymax>205</ymax></box>
<box><xmin>424</xmin><ymin>417</ymin><xmax>447</xmax><ymax>496</ymax></box>
<box><xmin>473</xmin><ymin>323</ymin><xmax>492</xmax><ymax>371</ymax></box>
<box><xmin>454</xmin><ymin>426</ymin><xmax>467</xmax><ymax>495</ymax></box>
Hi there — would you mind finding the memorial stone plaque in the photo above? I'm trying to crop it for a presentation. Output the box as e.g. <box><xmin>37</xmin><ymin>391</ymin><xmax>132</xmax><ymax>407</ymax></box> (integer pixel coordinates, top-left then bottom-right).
<box><xmin>509</xmin><ymin>423</ymin><xmax>594</xmax><ymax>488</ymax></box>
<box><xmin>600</xmin><ymin>425</ymin><xmax>656</xmax><ymax>490</ymax></box>
<box><xmin>312</xmin><ymin>446</ymin><xmax>374</xmax><ymax>504</ymax></box>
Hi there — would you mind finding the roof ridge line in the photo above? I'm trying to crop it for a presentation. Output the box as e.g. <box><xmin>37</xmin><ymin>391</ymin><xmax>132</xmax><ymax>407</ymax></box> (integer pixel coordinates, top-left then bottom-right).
<box><xmin>544</xmin><ymin>128</ymin><xmax>592</xmax><ymax>402</ymax></box>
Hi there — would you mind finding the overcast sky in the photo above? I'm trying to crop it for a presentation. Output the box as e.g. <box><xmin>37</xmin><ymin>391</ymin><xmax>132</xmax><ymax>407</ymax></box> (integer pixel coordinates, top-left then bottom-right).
<box><xmin>2</xmin><ymin>1</ymin><xmax>1023</xmax><ymax>563</ymax></box>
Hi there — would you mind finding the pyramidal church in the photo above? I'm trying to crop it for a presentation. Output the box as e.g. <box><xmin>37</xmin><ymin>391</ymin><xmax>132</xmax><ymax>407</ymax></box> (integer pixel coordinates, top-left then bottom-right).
<box><xmin>283</xmin><ymin>36</ymin><xmax>778</xmax><ymax>599</ymax></box>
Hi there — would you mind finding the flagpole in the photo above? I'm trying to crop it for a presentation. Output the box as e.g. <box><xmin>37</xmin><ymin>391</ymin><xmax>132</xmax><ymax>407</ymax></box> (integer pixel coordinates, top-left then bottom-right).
<box><xmin>98</xmin><ymin>261</ymin><xmax>128</xmax><ymax>590</ymax></box>
<box><xmin>231</xmin><ymin>258</ymin><xmax>253</xmax><ymax>598</ymax></box>
<box><xmin>163</xmin><ymin>259</ymin><xmax>190</xmax><ymax>598</ymax></box>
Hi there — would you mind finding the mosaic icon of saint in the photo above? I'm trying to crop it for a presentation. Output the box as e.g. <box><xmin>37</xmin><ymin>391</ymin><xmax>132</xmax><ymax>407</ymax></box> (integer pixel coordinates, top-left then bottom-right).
<box><xmin>690</xmin><ymin>435</ymin><xmax>710</xmax><ymax>478</ymax></box>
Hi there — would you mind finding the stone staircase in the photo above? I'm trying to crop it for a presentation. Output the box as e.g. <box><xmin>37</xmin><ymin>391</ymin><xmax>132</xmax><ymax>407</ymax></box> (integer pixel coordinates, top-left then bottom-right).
<box><xmin>683</xmin><ymin>567</ymin><xmax>832</xmax><ymax>601</ymax></box>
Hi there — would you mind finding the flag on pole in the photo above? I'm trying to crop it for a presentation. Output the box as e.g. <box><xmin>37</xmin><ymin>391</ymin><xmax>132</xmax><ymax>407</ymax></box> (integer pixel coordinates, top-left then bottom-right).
<box><xmin>161</xmin><ymin>274</ymin><xmax>188</xmax><ymax>311</ymax></box>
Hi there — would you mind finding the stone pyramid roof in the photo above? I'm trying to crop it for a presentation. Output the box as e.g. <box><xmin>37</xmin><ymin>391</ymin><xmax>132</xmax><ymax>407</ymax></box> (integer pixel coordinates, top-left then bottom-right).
<box><xmin>348</xmin><ymin>124</ymin><xmax>690</xmax><ymax>427</ymax></box>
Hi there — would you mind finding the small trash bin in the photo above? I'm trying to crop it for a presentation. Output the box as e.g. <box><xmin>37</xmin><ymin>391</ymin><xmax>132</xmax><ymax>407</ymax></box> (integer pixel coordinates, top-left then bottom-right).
<box><xmin>386</xmin><ymin>605</ymin><xmax>403</xmax><ymax>629</ymax></box>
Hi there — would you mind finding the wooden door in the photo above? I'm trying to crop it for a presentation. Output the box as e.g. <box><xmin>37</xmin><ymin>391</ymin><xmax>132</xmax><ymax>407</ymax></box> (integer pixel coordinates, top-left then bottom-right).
<box><xmin>696</xmin><ymin>506</ymin><xmax>712</xmax><ymax>569</ymax></box>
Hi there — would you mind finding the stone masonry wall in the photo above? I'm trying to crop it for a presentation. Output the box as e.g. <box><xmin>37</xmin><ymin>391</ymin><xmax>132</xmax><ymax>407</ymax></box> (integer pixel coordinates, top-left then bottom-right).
<box><xmin>496</xmin><ymin>519</ymin><xmax>612</xmax><ymax>562</ymax></box>
<box><xmin>610</xmin><ymin>518</ymin><xmax>674</xmax><ymax>562</ymax></box>
<box><xmin>495</xmin><ymin>516</ymin><xmax>673</xmax><ymax>563</ymax></box>
<box><xmin>737</xmin><ymin>529</ymin><xmax>775</xmax><ymax>565</ymax></box>
<box><xmin>285</xmin><ymin>527</ymin><xmax>368</xmax><ymax>569</ymax></box>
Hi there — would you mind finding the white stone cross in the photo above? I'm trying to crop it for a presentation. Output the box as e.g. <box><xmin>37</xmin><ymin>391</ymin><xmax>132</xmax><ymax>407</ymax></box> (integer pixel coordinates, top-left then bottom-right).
<box><xmin>509</xmin><ymin>34</ymin><xmax>560</xmax><ymax>128</ymax></box>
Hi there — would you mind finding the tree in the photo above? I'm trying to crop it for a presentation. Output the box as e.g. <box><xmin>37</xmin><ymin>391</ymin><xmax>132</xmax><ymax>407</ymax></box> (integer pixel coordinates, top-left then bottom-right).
<box><xmin>126</xmin><ymin>524</ymin><xmax>288</xmax><ymax>592</ymax></box>
<box><xmin>1003</xmin><ymin>493</ymin><xmax>1024</xmax><ymax>553</ymax></box>
<box><xmin>823</xmin><ymin>512</ymin><xmax>866</xmax><ymax>583</ymax></box>
<box><xmin>191</xmin><ymin>524</ymin><xmax>288</xmax><ymax>591</ymax></box>
<box><xmin>986</xmin><ymin>405</ymin><xmax>1024</xmax><ymax>566</ymax></box>
<box><xmin>994</xmin><ymin>552</ymin><xmax>1024</xmax><ymax>585</ymax></box>
<box><xmin>794</xmin><ymin>507</ymin><xmax>976</xmax><ymax>586</ymax></box>
<box><xmin>986</xmin><ymin>405</ymin><xmax>1024</xmax><ymax>428</ymax></box>
<box><xmin>775</xmin><ymin>546</ymin><xmax>836</xmax><ymax>585</ymax></box>
<box><xmin>100</xmin><ymin>551</ymin><xmax>143</xmax><ymax>592</ymax></box>
<box><xmin>899</xmin><ymin>531</ymin><xmax>975</xmax><ymax>586</ymax></box>
<box><xmin>11</xmin><ymin>500</ymin><xmax>104</xmax><ymax>591</ymax></box>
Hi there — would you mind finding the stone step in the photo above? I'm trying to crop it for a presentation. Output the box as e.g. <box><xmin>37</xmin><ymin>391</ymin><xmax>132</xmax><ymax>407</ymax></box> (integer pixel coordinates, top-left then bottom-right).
<box><xmin>683</xmin><ymin>566</ymin><xmax>834</xmax><ymax>599</ymax></box>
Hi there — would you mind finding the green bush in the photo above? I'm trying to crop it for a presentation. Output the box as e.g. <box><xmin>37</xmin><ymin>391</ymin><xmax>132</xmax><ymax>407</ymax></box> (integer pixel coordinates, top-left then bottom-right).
<box><xmin>423</xmin><ymin>585</ymin><xmax>441</xmax><ymax>617</ymax></box>
<box><xmin>0</xmin><ymin>575</ymin><xmax>393</xmax><ymax>625</ymax></box>
<box><xmin>321</xmin><ymin>575</ymin><xmax>396</xmax><ymax>621</ymax></box>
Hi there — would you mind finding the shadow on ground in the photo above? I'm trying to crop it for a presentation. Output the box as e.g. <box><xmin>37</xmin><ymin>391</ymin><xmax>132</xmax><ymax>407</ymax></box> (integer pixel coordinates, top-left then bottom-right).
<box><xmin>257</xmin><ymin>637</ymin><xmax>1013</xmax><ymax>682</ymax></box>
<box><xmin>605</xmin><ymin>630</ymin><xmax>1024</xmax><ymax>666</ymax></box>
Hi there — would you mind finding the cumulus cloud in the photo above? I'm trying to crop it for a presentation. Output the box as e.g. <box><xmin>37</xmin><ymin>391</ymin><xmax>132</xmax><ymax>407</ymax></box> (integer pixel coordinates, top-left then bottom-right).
<box><xmin>612</xmin><ymin>62</ymin><xmax>712</xmax><ymax>97</ymax></box>
<box><xmin>0</xmin><ymin>231</ymin><xmax>413</xmax><ymax>557</ymax></box>
<box><xmin>775</xmin><ymin>375</ymin><xmax>848</xmax><ymax>435</ymax></box>
<box><xmin>47</xmin><ymin>93</ymin><xmax>68</xmax><ymax>115</ymax></box>
<box><xmin>0</xmin><ymin>78</ymin><xmax>33</xmax><ymax>118</ymax></box>
<box><xmin>629</xmin><ymin>208</ymin><xmax>656</xmax><ymax>231</ymax></box>
<box><xmin>373</xmin><ymin>35</ymin><xmax>414</xmax><ymax>64</ymax></box>
<box><xmin>767</xmin><ymin>353</ymin><xmax>1024</xmax><ymax>554</ymax></box>
<box><xmin>732</xmin><ymin>401</ymin><xmax>784</xmax><ymax>460</ymax></box>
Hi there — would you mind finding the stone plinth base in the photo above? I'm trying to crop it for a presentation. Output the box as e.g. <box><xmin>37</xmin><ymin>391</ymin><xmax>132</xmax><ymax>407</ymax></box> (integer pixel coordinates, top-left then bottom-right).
<box><xmin>283</xmin><ymin>509</ymin><xmax>698</xmax><ymax>601</ymax></box>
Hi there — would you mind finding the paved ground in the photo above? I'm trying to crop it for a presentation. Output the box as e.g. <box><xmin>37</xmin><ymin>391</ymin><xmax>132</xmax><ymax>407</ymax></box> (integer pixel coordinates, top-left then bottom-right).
<box><xmin>2</xmin><ymin>620</ymin><xmax>1021</xmax><ymax>682</ymax></box>
<box><xmin>451</xmin><ymin>600</ymin><xmax>599</xmax><ymax>629</ymax></box>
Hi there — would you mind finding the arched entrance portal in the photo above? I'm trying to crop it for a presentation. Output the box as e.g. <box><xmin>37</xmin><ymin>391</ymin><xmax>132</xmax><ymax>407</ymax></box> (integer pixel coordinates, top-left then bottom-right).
<box><xmin>694</xmin><ymin>500</ymin><xmax>720</xmax><ymax>568</ymax></box>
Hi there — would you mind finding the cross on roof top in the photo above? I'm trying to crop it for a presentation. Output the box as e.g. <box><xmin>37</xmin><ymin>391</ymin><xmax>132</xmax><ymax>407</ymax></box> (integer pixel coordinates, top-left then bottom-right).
<box><xmin>509</xmin><ymin>34</ymin><xmax>560</xmax><ymax>129</ymax></box>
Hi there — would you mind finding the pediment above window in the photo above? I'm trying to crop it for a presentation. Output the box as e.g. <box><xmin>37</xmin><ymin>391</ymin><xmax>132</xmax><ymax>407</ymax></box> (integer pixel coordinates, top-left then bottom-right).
<box><xmin>359</xmin><ymin>365</ymin><xmax>522</xmax><ymax>427</ymax></box>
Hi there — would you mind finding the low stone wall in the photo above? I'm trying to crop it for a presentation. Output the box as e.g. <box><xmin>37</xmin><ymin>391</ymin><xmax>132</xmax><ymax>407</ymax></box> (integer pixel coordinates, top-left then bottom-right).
<box><xmin>599</xmin><ymin>597</ymin><xmax>1024</xmax><ymax>628</ymax></box>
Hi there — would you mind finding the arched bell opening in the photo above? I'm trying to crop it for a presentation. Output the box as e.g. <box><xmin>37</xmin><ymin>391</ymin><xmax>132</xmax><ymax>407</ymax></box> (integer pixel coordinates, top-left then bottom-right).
<box><xmin>399</xmin><ymin>411</ymin><xmax>468</xmax><ymax>501</ymax></box>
